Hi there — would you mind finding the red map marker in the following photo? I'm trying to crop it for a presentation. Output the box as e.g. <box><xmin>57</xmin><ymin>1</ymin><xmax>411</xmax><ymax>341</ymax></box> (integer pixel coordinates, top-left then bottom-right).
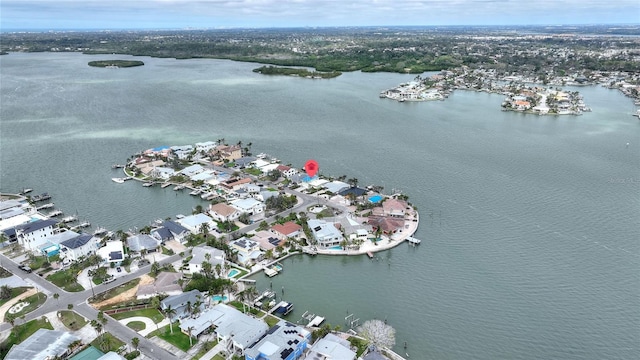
<box><xmin>304</xmin><ymin>159</ymin><xmax>319</xmax><ymax>178</ymax></box>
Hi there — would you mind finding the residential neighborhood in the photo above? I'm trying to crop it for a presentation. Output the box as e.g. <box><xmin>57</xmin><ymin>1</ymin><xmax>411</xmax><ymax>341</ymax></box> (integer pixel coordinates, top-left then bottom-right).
<box><xmin>0</xmin><ymin>139</ymin><xmax>418</xmax><ymax>360</ymax></box>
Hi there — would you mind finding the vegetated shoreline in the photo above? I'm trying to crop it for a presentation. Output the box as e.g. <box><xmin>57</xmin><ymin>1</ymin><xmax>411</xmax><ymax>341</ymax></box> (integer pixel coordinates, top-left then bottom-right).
<box><xmin>88</xmin><ymin>60</ymin><xmax>144</xmax><ymax>68</ymax></box>
<box><xmin>252</xmin><ymin>65</ymin><xmax>341</xmax><ymax>79</ymax></box>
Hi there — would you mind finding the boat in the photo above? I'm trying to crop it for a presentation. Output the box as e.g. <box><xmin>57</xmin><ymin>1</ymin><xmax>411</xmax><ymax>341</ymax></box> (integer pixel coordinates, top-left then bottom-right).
<box><xmin>161</xmin><ymin>183</ymin><xmax>172</xmax><ymax>188</ymax></box>
<box><xmin>20</xmin><ymin>188</ymin><xmax>33</xmax><ymax>195</ymax></box>
<box><xmin>77</xmin><ymin>221</ymin><xmax>91</xmax><ymax>228</ymax></box>
<box><xmin>254</xmin><ymin>290</ymin><xmax>276</xmax><ymax>307</ymax></box>
<box><xmin>93</xmin><ymin>227</ymin><xmax>107</xmax><ymax>236</ymax></box>
<box><xmin>173</xmin><ymin>184</ymin><xmax>185</xmax><ymax>191</ymax></box>
<box><xmin>111</xmin><ymin>178</ymin><xmax>125</xmax><ymax>183</ymax></box>
<box><xmin>367</xmin><ymin>251</ymin><xmax>374</xmax><ymax>259</ymax></box>
<box><xmin>274</xmin><ymin>301</ymin><xmax>294</xmax><ymax>316</ymax></box>
<box><xmin>31</xmin><ymin>193</ymin><xmax>52</xmax><ymax>202</ymax></box>
<box><xmin>142</xmin><ymin>182</ymin><xmax>154</xmax><ymax>187</ymax></box>
<box><xmin>36</xmin><ymin>203</ymin><xmax>54</xmax><ymax>210</ymax></box>
<box><xmin>47</xmin><ymin>210</ymin><xmax>63</xmax><ymax>217</ymax></box>
<box><xmin>407</xmin><ymin>236</ymin><xmax>421</xmax><ymax>245</ymax></box>
<box><xmin>189</xmin><ymin>189</ymin><xmax>201</xmax><ymax>196</ymax></box>
<box><xmin>61</xmin><ymin>215</ymin><xmax>77</xmax><ymax>223</ymax></box>
<box><xmin>111</xmin><ymin>164</ymin><xmax>124</xmax><ymax>169</ymax></box>
<box><xmin>308</xmin><ymin>315</ymin><xmax>325</xmax><ymax>327</ymax></box>
<box><xmin>264</xmin><ymin>268</ymin><xmax>278</xmax><ymax>277</ymax></box>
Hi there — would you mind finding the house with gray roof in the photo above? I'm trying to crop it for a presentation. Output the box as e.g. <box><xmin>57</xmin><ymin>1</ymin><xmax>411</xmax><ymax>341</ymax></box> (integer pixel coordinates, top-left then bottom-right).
<box><xmin>229</xmin><ymin>237</ymin><xmax>263</xmax><ymax>265</ymax></box>
<box><xmin>180</xmin><ymin>303</ymin><xmax>268</xmax><ymax>353</ymax></box>
<box><xmin>5</xmin><ymin>329</ymin><xmax>79</xmax><ymax>360</ymax></box>
<box><xmin>152</xmin><ymin>220</ymin><xmax>190</xmax><ymax>243</ymax></box>
<box><xmin>127</xmin><ymin>234</ymin><xmax>160</xmax><ymax>253</ymax></box>
<box><xmin>137</xmin><ymin>271</ymin><xmax>183</xmax><ymax>299</ymax></box>
<box><xmin>160</xmin><ymin>289</ymin><xmax>204</xmax><ymax>321</ymax></box>
<box><xmin>188</xmin><ymin>245</ymin><xmax>225</xmax><ymax>275</ymax></box>
<box><xmin>245</xmin><ymin>320</ymin><xmax>311</xmax><ymax>360</ymax></box>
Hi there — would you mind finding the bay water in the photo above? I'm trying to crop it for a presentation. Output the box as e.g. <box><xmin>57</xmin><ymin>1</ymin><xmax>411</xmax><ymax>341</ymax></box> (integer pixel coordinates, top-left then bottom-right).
<box><xmin>1</xmin><ymin>52</ymin><xmax>638</xmax><ymax>359</ymax></box>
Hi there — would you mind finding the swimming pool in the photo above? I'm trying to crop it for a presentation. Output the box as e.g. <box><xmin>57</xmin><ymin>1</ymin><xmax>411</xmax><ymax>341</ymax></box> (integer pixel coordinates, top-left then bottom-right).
<box><xmin>228</xmin><ymin>269</ymin><xmax>240</xmax><ymax>278</ymax></box>
<box><xmin>369</xmin><ymin>195</ymin><xmax>383</xmax><ymax>203</ymax></box>
<box><xmin>212</xmin><ymin>295</ymin><xmax>228</xmax><ymax>302</ymax></box>
<box><xmin>329</xmin><ymin>245</ymin><xmax>343</xmax><ymax>250</ymax></box>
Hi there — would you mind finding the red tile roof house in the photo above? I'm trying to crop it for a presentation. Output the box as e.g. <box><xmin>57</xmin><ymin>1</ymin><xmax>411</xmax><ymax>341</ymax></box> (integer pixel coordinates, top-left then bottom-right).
<box><xmin>367</xmin><ymin>215</ymin><xmax>405</xmax><ymax>235</ymax></box>
<box><xmin>382</xmin><ymin>198</ymin><xmax>408</xmax><ymax>218</ymax></box>
<box><xmin>270</xmin><ymin>221</ymin><xmax>303</xmax><ymax>240</ymax></box>
<box><xmin>276</xmin><ymin>164</ymin><xmax>298</xmax><ymax>178</ymax></box>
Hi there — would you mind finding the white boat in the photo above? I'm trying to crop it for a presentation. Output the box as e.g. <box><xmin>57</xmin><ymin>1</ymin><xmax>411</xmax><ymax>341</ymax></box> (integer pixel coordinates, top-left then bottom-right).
<box><xmin>407</xmin><ymin>236</ymin><xmax>421</xmax><ymax>245</ymax></box>
<box><xmin>142</xmin><ymin>182</ymin><xmax>154</xmax><ymax>187</ymax></box>
<box><xmin>189</xmin><ymin>189</ymin><xmax>201</xmax><ymax>196</ymax></box>
<box><xmin>48</xmin><ymin>210</ymin><xmax>63</xmax><ymax>217</ymax></box>
<box><xmin>173</xmin><ymin>184</ymin><xmax>185</xmax><ymax>191</ymax></box>
<box><xmin>37</xmin><ymin>203</ymin><xmax>54</xmax><ymax>210</ymax></box>
<box><xmin>111</xmin><ymin>178</ymin><xmax>125</xmax><ymax>183</ymax></box>
<box><xmin>61</xmin><ymin>215</ymin><xmax>77</xmax><ymax>223</ymax></box>
<box><xmin>161</xmin><ymin>183</ymin><xmax>172</xmax><ymax>188</ymax></box>
<box><xmin>93</xmin><ymin>227</ymin><xmax>107</xmax><ymax>236</ymax></box>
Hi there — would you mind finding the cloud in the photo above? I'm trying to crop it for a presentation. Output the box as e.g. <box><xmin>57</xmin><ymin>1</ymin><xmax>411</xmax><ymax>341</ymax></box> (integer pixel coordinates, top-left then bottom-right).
<box><xmin>1</xmin><ymin>0</ymin><xmax>637</xmax><ymax>29</ymax></box>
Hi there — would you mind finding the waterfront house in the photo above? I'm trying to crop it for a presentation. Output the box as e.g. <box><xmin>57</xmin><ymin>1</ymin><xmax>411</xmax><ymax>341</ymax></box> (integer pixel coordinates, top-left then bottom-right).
<box><xmin>304</xmin><ymin>333</ymin><xmax>356</xmax><ymax>360</ymax></box>
<box><xmin>276</xmin><ymin>164</ymin><xmax>298</xmax><ymax>178</ymax></box>
<box><xmin>323</xmin><ymin>181</ymin><xmax>350</xmax><ymax>194</ymax></box>
<box><xmin>220</xmin><ymin>177</ymin><xmax>253</xmax><ymax>191</ymax></box>
<box><xmin>368</xmin><ymin>215</ymin><xmax>405</xmax><ymax>235</ymax></box>
<box><xmin>252</xmin><ymin>230</ymin><xmax>284</xmax><ymax>251</ymax></box>
<box><xmin>180</xmin><ymin>164</ymin><xmax>205</xmax><ymax>177</ymax></box>
<box><xmin>150</xmin><ymin>166</ymin><xmax>176</xmax><ymax>179</ymax></box>
<box><xmin>177</xmin><ymin>213</ymin><xmax>216</xmax><ymax>234</ymax></box>
<box><xmin>59</xmin><ymin>233</ymin><xmax>98</xmax><ymax>262</ymax></box>
<box><xmin>188</xmin><ymin>245</ymin><xmax>226</xmax><ymax>274</ymax></box>
<box><xmin>209</xmin><ymin>203</ymin><xmax>241</xmax><ymax>223</ymax></box>
<box><xmin>160</xmin><ymin>289</ymin><xmax>204</xmax><ymax>321</ymax></box>
<box><xmin>229</xmin><ymin>237</ymin><xmax>263</xmax><ymax>265</ymax></box>
<box><xmin>136</xmin><ymin>271</ymin><xmax>183</xmax><ymax>299</ymax></box>
<box><xmin>5</xmin><ymin>329</ymin><xmax>80</xmax><ymax>360</ymax></box>
<box><xmin>195</xmin><ymin>141</ymin><xmax>218</xmax><ymax>152</ymax></box>
<box><xmin>234</xmin><ymin>156</ymin><xmax>257</xmax><ymax>168</ymax></box>
<box><xmin>245</xmin><ymin>320</ymin><xmax>311</xmax><ymax>360</ymax></box>
<box><xmin>127</xmin><ymin>234</ymin><xmax>160</xmax><ymax>253</ymax></box>
<box><xmin>36</xmin><ymin>229</ymin><xmax>79</xmax><ymax>258</ymax></box>
<box><xmin>179</xmin><ymin>303</ymin><xmax>268</xmax><ymax>354</ymax></box>
<box><xmin>382</xmin><ymin>198</ymin><xmax>408</xmax><ymax>218</ymax></box>
<box><xmin>151</xmin><ymin>220</ymin><xmax>190</xmax><ymax>243</ymax></box>
<box><xmin>307</xmin><ymin>219</ymin><xmax>343</xmax><ymax>248</ymax></box>
<box><xmin>190</xmin><ymin>170</ymin><xmax>214</xmax><ymax>183</ymax></box>
<box><xmin>230</xmin><ymin>198</ymin><xmax>265</xmax><ymax>216</ymax></box>
<box><xmin>270</xmin><ymin>221</ymin><xmax>302</xmax><ymax>240</ymax></box>
<box><xmin>258</xmin><ymin>163</ymin><xmax>280</xmax><ymax>174</ymax></box>
<box><xmin>170</xmin><ymin>145</ymin><xmax>194</xmax><ymax>160</ymax></box>
<box><xmin>216</xmin><ymin>144</ymin><xmax>242</xmax><ymax>161</ymax></box>
<box><xmin>16</xmin><ymin>218</ymin><xmax>58</xmax><ymax>253</ymax></box>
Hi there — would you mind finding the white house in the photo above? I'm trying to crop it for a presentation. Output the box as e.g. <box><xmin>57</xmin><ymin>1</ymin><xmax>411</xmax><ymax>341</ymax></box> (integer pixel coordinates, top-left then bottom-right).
<box><xmin>307</xmin><ymin>219</ymin><xmax>343</xmax><ymax>248</ymax></box>
<box><xmin>16</xmin><ymin>219</ymin><xmax>58</xmax><ymax>252</ymax></box>
<box><xmin>229</xmin><ymin>237</ymin><xmax>262</xmax><ymax>265</ymax></box>
<box><xmin>209</xmin><ymin>203</ymin><xmax>241</xmax><ymax>223</ymax></box>
<box><xmin>195</xmin><ymin>141</ymin><xmax>218</xmax><ymax>152</ymax></box>
<box><xmin>188</xmin><ymin>245</ymin><xmax>225</xmax><ymax>274</ymax></box>
<box><xmin>230</xmin><ymin>198</ymin><xmax>265</xmax><ymax>215</ymax></box>
<box><xmin>151</xmin><ymin>167</ymin><xmax>176</xmax><ymax>179</ymax></box>
<box><xmin>180</xmin><ymin>164</ymin><xmax>205</xmax><ymax>177</ymax></box>
<box><xmin>171</xmin><ymin>145</ymin><xmax>194</xmax><ymax>160</ymax></box>
<box><xmin>59</xmin><ymin>234</ymin><xmax>98</xmax><ymax>262</ymax></box>
<box><xmin>276</xmin><ymin>165</ymin><xmax>298</xmax><ymax>178</ymax></box>
<box><xmin>177</xmin><ymin>213</ymin><xmax>216</xmax><ymax>234</ymax></box>
<box><xmin>96</xmin><ymin>240</ymin><xmax>126</xmax><ymax>265</ymax></box>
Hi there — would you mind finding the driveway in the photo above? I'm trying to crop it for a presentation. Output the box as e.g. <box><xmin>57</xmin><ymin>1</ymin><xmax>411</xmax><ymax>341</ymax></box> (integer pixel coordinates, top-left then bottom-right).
<box><xmin>118</xmin><ymin>316</ymin><xmax>170</xmax><ymax>337</ymax></box>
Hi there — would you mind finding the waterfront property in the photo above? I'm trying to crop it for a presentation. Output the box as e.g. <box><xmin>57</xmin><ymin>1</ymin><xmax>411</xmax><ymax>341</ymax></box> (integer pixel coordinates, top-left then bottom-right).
<box><xmin>15</xmin><ymin>218</ymin><xmax>58</xmax><ymax>253</ymax></box>
<box><xmin>306</xmin><ymin>333</ymin><xmax>356</xmax><ymax>360</ymax></box>
<box><xmin>245</xmin><ymin>320</ymin><xmax>311</xmax><ymax>360</ymax></box>
<box><xmin>229</xmin><ymin>237</ymin><xmax>263</xmax><ymax>266</ymax></box>
<box><xmin>160</xmin><ymin>289</ymin><xmax>204</xmax><ymax>321</ymax></box>
<box><xmin>187</xmin><ymin>245</ymin><xmax>226</xmax><ymax>274</ymax></box>
<box><xmin>307</xmin><ymin>219</ymin><xmax>343</xmax><ymax>248</ymax></box>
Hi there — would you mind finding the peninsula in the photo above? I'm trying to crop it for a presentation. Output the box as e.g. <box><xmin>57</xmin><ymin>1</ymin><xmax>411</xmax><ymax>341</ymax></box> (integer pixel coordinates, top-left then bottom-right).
<box><xmin>88</xmin><ymin>60</ymin><xmax>144</xmax><ymax>68</ymax></box>
<box><xmin>0</xmin><ymin>140</ymin><xmax>418</xmax><ymax>360</ymax></box>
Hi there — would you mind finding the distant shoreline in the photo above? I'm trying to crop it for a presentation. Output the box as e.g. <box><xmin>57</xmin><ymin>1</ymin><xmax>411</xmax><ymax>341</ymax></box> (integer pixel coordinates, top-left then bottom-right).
<box><xmin>88</xmin><ymin>60</ymin><xmax>144</xmax><ymax>68</ymax></box>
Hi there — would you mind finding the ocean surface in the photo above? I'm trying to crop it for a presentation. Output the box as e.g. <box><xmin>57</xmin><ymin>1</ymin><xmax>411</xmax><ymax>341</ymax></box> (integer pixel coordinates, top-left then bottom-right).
<box><xmin>1</xmin><ymin>52</ymin><xmax>639</xmax><ymax>359</ymax></box>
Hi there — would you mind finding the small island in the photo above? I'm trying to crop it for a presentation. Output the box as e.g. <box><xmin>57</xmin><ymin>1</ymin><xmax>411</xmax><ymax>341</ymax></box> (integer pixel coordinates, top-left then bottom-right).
<box><xmin>253</xmin><ymin>65</ymin><xmax>341</xmax><ymax>79</ymax></box>
<box><xmin>88</xmin><ymin>60</ymin><xmax>144</xmax><ymax>68</ymax></box>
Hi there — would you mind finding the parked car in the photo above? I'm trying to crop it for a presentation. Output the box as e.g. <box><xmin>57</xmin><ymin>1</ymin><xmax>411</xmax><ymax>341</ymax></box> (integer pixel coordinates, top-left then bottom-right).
<box><xmin>18</xmin><ymin>265</ymin><xmax>32</xmax><ymax>273</ymax></box>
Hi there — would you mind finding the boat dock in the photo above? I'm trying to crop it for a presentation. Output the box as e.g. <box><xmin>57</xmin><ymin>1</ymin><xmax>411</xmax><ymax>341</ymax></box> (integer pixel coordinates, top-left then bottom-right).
<box><xmin>61</xmin><ymin>215</ymin><xmax>77</xmax><ymax>223</ymax></box>
<box><xmin>31</xmin><ymin>193</ymin><xmax>52</xmax><ymax>202</ymax></box>
<box><xmin>407</xmin><ymin>236</ymin><xmax>421</xmax><ymax>245</ymax></box>
<box><xmin>264</xmin><ymin>267</ymin><xmax>278</xmax><ymax>277</ymax></box>
<box><xmin>161</xmin><ymin>183</ymin><xmax>172</xmax><ymax>188</ymax></box>
<box><xmin>367</xmin><ymin>251</ymin><xmax>374</xmax><ymax>259</ymax></box>
<box><xmin>47</xmin><ymin>210</ymin><xmax>63</xmax><ymax>217</ymax></box>
<box><xmin>36</xmin><ymin>203</ymin><xmax>54</xmax><ymax>210</ymax></box>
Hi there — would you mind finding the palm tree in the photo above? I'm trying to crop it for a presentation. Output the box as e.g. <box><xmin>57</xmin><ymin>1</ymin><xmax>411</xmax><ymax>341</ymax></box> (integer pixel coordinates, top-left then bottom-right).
<box><xmin>131</xmin><ymin>337</ymin><xmax>140</xmax><ymax>351</ymax></box>
<box><xmin>187</xmin><ymin>326</ymin><xmax>195</xmax><ymax>346</ymax></box>
<box><xmin>185</xmin><ymin>301</ymin><xmax>193</xmax><ymax>318</ymax></box>
<box><xmin>53</xmin><ymin>292</ymin><xmax>60</xmax><ymax>305</ymax></box>
<box><xmin>163</xmin><ymin>305</ymin><xmax>176</xmax><ymax>334</ymax></box>
<box><xmin>200</xmin><ymin>222</ymin><xmax>210</xmax><ymax>239</ymax></box>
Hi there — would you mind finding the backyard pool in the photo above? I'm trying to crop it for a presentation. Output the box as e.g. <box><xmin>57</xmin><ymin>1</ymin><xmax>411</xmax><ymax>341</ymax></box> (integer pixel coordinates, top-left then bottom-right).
<box><xmin>329</xmin><ymin>245</ymin><xmax>343</xmax><ymax>250</ymax></box>
<box><xmin>228</xmin><ymin>269</ymin><xmax>240</xmax><ymax>278</ymax></box>
<box><xmin>211</xmin><ymin>295</ymin><xmax>228</xmax><ymax>302</ymax></box>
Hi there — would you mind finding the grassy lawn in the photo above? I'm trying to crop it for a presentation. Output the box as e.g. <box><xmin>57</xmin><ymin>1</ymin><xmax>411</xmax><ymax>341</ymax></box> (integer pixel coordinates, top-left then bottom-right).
<box><xmin>4</xmin><ymin>293</ymin><xmax>47</xmax><ymax>322</ymax></box>
<box><xmin>90</xmin><ymin>278</ymin><xmax>140</xmax><ymax>304</ymax></box>
<box><xmin>191</xmin><ymin>340</ymin><xmax>219</xmax><ymax>360</ymax></box>
<box><xmin>265</xmin><ymin>315</ymin><xmax>280</xmax><ymax>327</ymax></box>
<box><xmin>109</xmin><ymin>307</ymin><xmax>165</xmax><ymax>323</ymax></box>
<box><xmin>91</xmin><ymin>332</ymin><xmax>125</xmax><ymax>353</ymax></box>
<box><xmin>0</xmin><ymin>318</ymin><xmax>53</xmax><ymax>359</ymax></box>
<box><xmin>348</xmin><ymin>336</ymin><xmax>369</xmax><ymax>357</ymax></box>
<box><xmin>0</xmin><ymin>266</ymin><xmax>13</xmax><ymax>278</ymax></box>
<box><xmin>46</xmin><ymin>269</ymin><xmax>84</xmax><ymax>292</ymax></box>
<box><xmin>127</xmin><ymin>321</ymin><xmax>146</xmax><ymax>331</ymax></box>
<box><xmin>244</xmin><ymin>168</ymin><xmax>262</xmax><ymax>176</ymax></box>
<box><xmin>149</xmin><ymin>323</ymin><xmax>197</xmax><ymax>351</ymax></box>
<box><xmin>212</xmin><ymin>354</ymin><xmax>226</xmax><ymax>360</ymax></box>
<box><xmin>58</xmin><ymin>310</ymin><xmax>87</xmax><ymax>331</ymax></box>
<box><xmin>0</xmin><ymin>287</ymin><xmax>29</xmax><ymax>307</ymax></box>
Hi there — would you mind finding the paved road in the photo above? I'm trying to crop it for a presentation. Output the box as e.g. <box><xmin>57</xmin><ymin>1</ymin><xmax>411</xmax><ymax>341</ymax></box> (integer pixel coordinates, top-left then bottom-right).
<box><xmin>0</xmin><ymin>179</ymin><xmax>328</xmax><ymax>360</ymax></box>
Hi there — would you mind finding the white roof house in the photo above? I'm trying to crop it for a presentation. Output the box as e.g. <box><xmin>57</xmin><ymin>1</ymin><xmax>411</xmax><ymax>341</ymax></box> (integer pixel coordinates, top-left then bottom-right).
<box><xmin>307</xmin><ymin>219</ymin><xmax>343</xmax><ymax>248</ymax></box>
<box><xmin>151</xmin><ymin>167</ymin><xmax>176</xmax><ymax>179</ymax></box>
<box><xmin>188</xmin><ymin>245</ymin><xmax>225</xmax><ymax>274</ymax></box>
<box><xmin>96</xmin><ymin>240</ymin><xmax>126</xmax><ymax>264</ymax></box>
<box><xmin>180</xmin><ymin>164</ymin><xmax>205</xmax><ymax>177</ymax></box>
<box><xmin>5</xmin><ymin>329</ymin><xmax>80</xmax><ymax>360</ymax></box>
<box><xmin>195</xmin><ymin>141</ymin><xmax>218</xmax><ymax>152</ymax></box>
<box><xmin>230</xmin><ymin>198</ymin><xmax>265</xmax><ymax>215</ymax></box>
<box><xmin>177</xmin><ymin>213</ymin><xmax>216</xmax><ymax>233</ymax></box>
<box><xmin>305</xmin><ymin>333</ymin><xmax>356</xmax><ymax>360</ymax></box>
<box><xmin>245</xmin><ymin>320</ymin><xmax>311</xmax><ymax>360</ymax></box>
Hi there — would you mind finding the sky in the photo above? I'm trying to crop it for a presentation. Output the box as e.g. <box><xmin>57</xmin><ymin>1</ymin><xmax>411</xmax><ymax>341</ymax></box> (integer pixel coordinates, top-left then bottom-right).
<box><xmin>1</xmin><ymin>0</ymin><xmax>638</xmax><ymax>30</ymax></box>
